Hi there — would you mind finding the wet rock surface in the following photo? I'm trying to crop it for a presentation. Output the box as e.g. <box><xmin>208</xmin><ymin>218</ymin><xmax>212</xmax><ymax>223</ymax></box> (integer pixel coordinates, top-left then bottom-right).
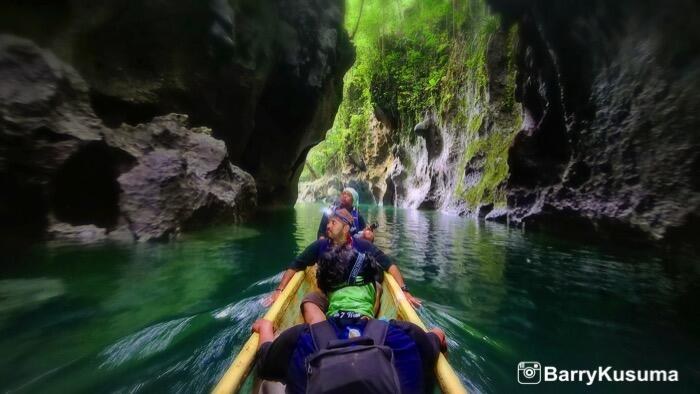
<box><xmin>489</xmin><ymin>0</ymin><xmax>700</xmax><ymax>247</ymax></box>
<box><xmin>413</xmin><ymin>113</ymin><xmax>443</xmax><ymax>162</ymax></box>
<box><xmin>0</xmin><ymin>36</ymin><xmax>256</xmax><ymax>243</ymax></box>
<box><xmin>111</xmin><ymin>114</ymin><xmax>257</xmax><ymax>242</ymax></box>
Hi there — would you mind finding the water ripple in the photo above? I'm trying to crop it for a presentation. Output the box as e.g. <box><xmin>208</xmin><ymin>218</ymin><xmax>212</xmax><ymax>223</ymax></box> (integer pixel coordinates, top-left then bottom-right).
<box><xmin>100</xmin><ymin>316</ymin><xmax>195</xmax><ymax>369</ymax></box>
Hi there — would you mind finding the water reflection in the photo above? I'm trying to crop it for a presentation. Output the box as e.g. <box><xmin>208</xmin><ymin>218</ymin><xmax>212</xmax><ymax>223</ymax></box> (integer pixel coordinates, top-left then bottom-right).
<box><xmin>0</xmin><ymin>204</ymin><xmax>697</xmax><ymax>393</ymax></box>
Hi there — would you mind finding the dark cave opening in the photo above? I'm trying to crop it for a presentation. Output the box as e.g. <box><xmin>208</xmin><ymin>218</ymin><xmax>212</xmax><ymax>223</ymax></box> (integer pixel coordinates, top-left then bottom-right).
<box><xmin>89</xmin><ymin>92</ymin><xmax>161</xmax><ymax>128</ymax></box>
<box><xmin>51</xmin><ymin>142</ymin><xmax>133</xmax><ymax>229</ymax></box>
<box><xmin>0</xmin><ymin>172</ymin><xmax>48</xmax><ymax>241</ymax></box>
<box><xmin>383</xmin><ymin>177</ymin><xmax>396</xmax><ymax>206</ymax></box>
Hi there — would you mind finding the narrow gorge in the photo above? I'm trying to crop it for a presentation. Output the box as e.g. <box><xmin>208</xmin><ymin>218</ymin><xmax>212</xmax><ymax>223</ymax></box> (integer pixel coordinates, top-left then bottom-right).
<box><xmin>1</xmin><ymin>2</ymin><xmax>699</xmax><ymax>393</ymax></box>
<box><xmin>299</xmin><ymin>0</ymin><xmax>700</xmax><ymax>253</ymax></box>
<box><xmin>1</xmin><ymin>1</ymin><xmax>698</xmax><ymax>249</ymax></box>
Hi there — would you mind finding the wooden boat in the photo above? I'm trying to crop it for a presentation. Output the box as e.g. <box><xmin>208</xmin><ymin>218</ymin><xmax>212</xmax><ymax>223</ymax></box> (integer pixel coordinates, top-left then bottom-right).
<box><xmin>213</xmin><ymin>267</ymin><xmax>468</xmax><ymax>393</ymax></box>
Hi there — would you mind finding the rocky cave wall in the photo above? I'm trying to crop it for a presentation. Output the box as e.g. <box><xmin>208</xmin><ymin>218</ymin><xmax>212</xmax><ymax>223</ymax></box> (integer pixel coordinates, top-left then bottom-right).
<box><xmin>0</xmin><ymin>36</ymin><xmax>257</xmax><ymax>242</ymax></box>
<box><xmin>0</xmin><ymin>0</ymin><xmax>353</xmax><ymax>243</ymax></box>
<box><xmin>0</xmin><ymin>0</ymin><xmax>353</xmax><ymax>205</ymax></box>
<box><xmin>489</xmin><ymin>0</ymin><xmax>700</xmax><ymax>247</ymax></box>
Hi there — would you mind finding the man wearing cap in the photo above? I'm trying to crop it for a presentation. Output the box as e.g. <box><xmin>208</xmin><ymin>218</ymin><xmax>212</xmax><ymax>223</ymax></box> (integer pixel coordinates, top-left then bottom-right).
<box><xmin>318</xmin><ymin>188</ymin><xmax>373</xmax><ymax>242</ymax></box>
<box><xmin>265</xmin><ymin>208</ymin><xmax>421</xmax><ymax>320</ymax></box>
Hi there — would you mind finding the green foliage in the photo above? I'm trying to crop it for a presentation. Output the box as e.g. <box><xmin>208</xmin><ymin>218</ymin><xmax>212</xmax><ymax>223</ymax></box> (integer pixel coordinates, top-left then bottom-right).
<box><xmin>303</xmin><ymin>0</ymin><xmax>460</xmax><ymax>181</ymax></box>
<box><xmin>303</xmin><ymin>0</ymin><xmax>521</xmax><ymax>212</ymax></box>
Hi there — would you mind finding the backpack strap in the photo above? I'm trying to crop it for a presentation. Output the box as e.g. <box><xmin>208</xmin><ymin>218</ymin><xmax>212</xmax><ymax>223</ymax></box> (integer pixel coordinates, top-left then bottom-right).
<box><xmin>309</xmin><ymin>321</ymin><xmax>338</xmax><ymax>351</ymax></box>
<box><xmin>347</xmin><ymin>252</ymin><xmax>366</xmax><ymax>285</ymax></box>
<box><xmin>362</xmin><ymin>319</ymin><xmax>389</xmax><ymax>345</ymax></box>
<box><xmin>351</xmin><ymin>209</ymin><xmax>360</xmax><ymax>233</ymax></box>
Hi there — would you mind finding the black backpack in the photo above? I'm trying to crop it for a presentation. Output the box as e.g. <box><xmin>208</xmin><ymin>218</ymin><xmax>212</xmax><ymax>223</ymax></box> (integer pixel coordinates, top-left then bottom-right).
<box><xmin>306</xmin><ymin>320</ymin><xmax>401</xmax><ymax>394</ymax></box>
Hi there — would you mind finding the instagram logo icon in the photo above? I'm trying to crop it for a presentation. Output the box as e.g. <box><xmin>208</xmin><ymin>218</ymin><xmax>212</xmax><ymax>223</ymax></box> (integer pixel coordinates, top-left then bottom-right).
<box><xmin>518</xmin><ymin>361</ymin><xmax>542</xmax><ymax>384</ymax></box>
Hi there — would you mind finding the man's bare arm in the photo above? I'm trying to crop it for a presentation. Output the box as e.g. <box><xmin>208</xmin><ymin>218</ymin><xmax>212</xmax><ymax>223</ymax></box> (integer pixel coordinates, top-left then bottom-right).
<box><xmin>387</xmin><ymin>264</ymin><xmax>422</xmax><ymax>308</ymax></box>
<box><xmin>262</xmin><ymin>268</ymin><xmax>297</xmax><ymax>306</ymax></box>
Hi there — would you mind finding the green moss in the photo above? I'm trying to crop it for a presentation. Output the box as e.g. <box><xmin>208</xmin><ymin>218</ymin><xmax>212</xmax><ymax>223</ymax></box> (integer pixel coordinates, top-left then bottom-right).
<box><xmin>502</xmin><ymin>24</ymin><xmax>520</xmax><ymax>112</ymax></box>
<box><xmin>446</xmin><ymin>15</ymin><xmax>520</xmax><ymax>210</ymax></box>
<box><xmin>460</xmin><ymin>130</ymin><xmax>517</xmax><ymax>208</ymax></box>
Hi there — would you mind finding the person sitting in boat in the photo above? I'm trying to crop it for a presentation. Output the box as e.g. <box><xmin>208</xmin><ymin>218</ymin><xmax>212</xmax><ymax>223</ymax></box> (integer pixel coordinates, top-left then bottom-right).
<box><xmin>252</xmin><ymin>318</ymin><xmax>446</xmax><ymax>394</ymax></box>
<box><xmin>252</xmin><ymin>319</ymin><xmax>447</xmax><ymax>394</ymax></box>
<box><xmin>318</xmin><ymin>187</ymin><xmax>375</xmax><ymax>242</ymax></box>
<box><xmin>316</xmin><ymin>241</ymin><xmax>385</xmax><ymax>323</ymax></box>
<box><xmin>264</xmin><ymin>208</ymin><xmax>421</xmax><ymax>315</ymax></box>
<box><xmin>251</xmin><ymin>246</ymin><xmax>447</xmax><ymax>394</ymax></box>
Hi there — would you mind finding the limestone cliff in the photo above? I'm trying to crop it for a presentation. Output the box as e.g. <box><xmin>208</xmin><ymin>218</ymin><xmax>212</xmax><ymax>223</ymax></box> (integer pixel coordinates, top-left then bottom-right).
<box><xmin>299</xmin><ymin>2</ymin><xmax>521</xmax><ymax>219</ymax></box>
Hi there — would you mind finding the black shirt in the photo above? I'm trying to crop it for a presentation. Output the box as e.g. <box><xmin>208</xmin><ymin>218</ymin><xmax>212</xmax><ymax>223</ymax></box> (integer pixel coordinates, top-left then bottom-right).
<box><xmin>288</xmin><ymin>238</ymin><xmax>393</xmax><ymax>271</ymax></box>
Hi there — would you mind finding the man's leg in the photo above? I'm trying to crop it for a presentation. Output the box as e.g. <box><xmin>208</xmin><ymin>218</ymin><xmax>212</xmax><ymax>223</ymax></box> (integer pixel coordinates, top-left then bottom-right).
<box><xmin>300</xmin><ymin>291</ymin><xmax>328</xmax><ymax>324</ymax></box>
<box><xmin>302</xmin><ymin>302</ymin><xmax>326</xmax><ymax>324</ymax></box>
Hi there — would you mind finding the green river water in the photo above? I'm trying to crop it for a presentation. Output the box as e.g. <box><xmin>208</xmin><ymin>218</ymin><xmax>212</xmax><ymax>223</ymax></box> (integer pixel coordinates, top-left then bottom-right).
<box><xmin>0</xmin><ymin>203</ymin><xmax>698</xmax><ymax>393</ymax></box>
